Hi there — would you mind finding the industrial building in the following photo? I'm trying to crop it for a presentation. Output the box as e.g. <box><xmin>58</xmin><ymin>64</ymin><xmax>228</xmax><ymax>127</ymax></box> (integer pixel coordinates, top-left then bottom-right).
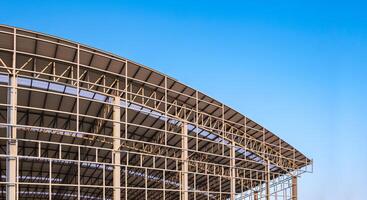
<box><xmin>0</xmin><ymin>25</ymin><xmax>312</xmax><ymax>200</ymax></box>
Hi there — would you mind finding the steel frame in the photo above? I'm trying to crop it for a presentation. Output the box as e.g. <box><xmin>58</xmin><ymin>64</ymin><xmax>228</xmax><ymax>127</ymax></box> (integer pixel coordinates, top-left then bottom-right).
<box><xmin>0</xmin><ymin>25</ymin><xmax>312</xmax><ymax>200</ymax></box>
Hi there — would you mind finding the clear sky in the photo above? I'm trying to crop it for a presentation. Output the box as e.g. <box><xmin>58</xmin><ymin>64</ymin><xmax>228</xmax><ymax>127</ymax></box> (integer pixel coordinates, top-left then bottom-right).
<box><xmin>1</xmin><ymin>1</ymin><xmax>366</xmax><ymax>199</ymax></box>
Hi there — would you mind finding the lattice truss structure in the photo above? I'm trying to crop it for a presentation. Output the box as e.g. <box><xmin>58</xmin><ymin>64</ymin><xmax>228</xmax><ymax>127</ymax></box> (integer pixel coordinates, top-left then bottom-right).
<box><xmin>0</xmin><ymin>25</ymin><xmax>312</xmax><ymax>200</ymax></box>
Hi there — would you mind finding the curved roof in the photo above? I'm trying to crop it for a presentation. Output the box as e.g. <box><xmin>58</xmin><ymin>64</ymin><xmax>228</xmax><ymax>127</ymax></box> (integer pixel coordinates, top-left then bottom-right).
<box><xmin>0</xmin><ymin>24</ymin><xmax>311</xmax><ymax>172</ymax></box>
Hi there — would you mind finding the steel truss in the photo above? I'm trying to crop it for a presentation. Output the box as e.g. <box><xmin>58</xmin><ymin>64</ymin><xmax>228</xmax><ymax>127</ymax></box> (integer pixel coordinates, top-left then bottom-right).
<box><xmin>0</xmin><ymin>25</ymin><xmax>312</xmax><ymax>200</ymax></box>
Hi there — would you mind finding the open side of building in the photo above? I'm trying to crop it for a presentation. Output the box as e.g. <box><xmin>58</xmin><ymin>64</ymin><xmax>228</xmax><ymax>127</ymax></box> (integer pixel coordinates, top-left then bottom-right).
<box><xmin>0</xmin><ymin>25</ymin><xmax>312</xmax><ymax>200</ymax></box>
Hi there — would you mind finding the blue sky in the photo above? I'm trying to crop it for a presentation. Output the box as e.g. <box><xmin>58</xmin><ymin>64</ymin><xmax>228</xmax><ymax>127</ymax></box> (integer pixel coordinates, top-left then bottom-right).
<box><xmin>1</xmin><ymin>1</ymin><xmax>366</xmax><ymax>199</ymax></box>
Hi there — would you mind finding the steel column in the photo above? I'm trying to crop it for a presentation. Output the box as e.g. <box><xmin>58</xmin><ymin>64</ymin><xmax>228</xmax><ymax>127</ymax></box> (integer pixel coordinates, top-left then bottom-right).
<box><xmin>254</xmin><ymin>191</ymin><xmax>258</xmax><ymax>200</ymax></box>
<box><xmin>230</xmin><ymin>141</ymin><xmax>236</xmax><ymax>200</ymax></box>
<box><xmin>6</xmin><ymin>28</ymin><xmax>17</xmax><ymax>200</ymax></box>
<box><xmin>292</xmin><ymin>176</ymin><xmax>298</xmax><ymax>200</ymax></box>
<box><xmin>266</xmin><ymin>160</ymin><xmax>270</xmax><ymax>200</ymax></box>
<box><xmin>113</xmin><ymin>95</ymin><xmax>121</xmax><ymax>200</ymax></box>
<box><xmin>182</xmin><ymin>122</ymin><xmax>188</xmax><ymax>200</ymax></box>
<box><xmin>6</xmin><ymin>70</ymin><xmax>17</xmax><ymax>200</ymax></box>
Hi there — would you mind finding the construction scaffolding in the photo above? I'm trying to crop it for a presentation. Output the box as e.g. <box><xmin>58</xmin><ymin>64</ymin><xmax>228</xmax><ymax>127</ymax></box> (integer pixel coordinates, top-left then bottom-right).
<box><xmin>0</xmin><ymin>25</ymin><xmax>312</xmax><ymax>200</ymax></box>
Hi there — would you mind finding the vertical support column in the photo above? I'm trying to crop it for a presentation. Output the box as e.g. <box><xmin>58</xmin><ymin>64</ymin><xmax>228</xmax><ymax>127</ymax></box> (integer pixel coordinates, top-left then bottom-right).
<box><xmin>76</xmin><ymin>44</ymin><xmax>81</xmax><ymax>200</ymax></box>
<box><xmin>182</xmin><ymin>122</ymin><xmax>188</xmax><ymax>200</ymax></box>
<box><xmin>6</xmin><ymin>27</ymin><xmax>17</xmax><ymax>200</ymax></box>
<box><xmin>103</xmin><ymin>164</ymin><xmax>106</xmax><ymax>200</ymax></box>
<box><xmin>124</xmin><ymin>61</ymin><xmax>128</xmax><ymax>199</ymax></box>
<box><xmin>230</xmin><ymin>140</ymin><xmax>236</xmax><ymax>200</ymax></box>
<box><xmin>163</xmin><ymin>76</ymin><xmax>168</xmax><ymax>200</ymax></box>
<box><xmin>265</xmin><ymin>160</ymin><xmax>270</xmax><ymax>200</ymax></box>
<box><xmin>49</xmin><ymin>160</ymin><xmax>52</xmax><ymax>200</ymax></box>
<box><xmin>254</xmin><ymin>191</ymin><xmax>258</xmax><ymax>200</ymax></box>
<box><xmin>76</xmin><ymin>44</ymin><xmax>80</xmax><ymax>132</ymax></box>
<box><xmin>195</xmin><ymin>91</ymin><xmax>199</xmax><ymax>200</ymax></box>
<box><xmin>124</xmin><ymin>60</ymin><xmax>128</xmax><ymax>137</ymax></box>
<box><xmin>77</xmin><ymin>147</ymin><xmax>81</xmax><ymax>200</ymax></box>
<box><xmin>292</xmin><ymin>176</ymin><xmax>297</xmax><ymax>200</ymax></box>
<box><xmin>113</xmin><ymin>95</ymin><xmax>121</xmax><ymax>200</ymax></box>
